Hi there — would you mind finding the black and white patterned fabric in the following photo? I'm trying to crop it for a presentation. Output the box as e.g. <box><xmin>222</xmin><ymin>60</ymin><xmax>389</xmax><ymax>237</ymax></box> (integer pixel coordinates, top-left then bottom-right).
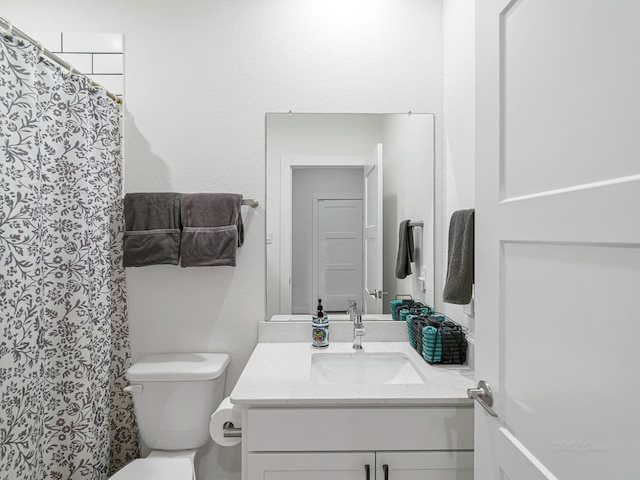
<box><xmin>0</xmin><ymin>33</ymin><xmax>138</xmax><ymax>479</ymax></box>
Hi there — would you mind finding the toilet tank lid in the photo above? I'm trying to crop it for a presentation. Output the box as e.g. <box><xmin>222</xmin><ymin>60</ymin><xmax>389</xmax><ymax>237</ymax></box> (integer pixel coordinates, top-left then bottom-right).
<box><xmin>127</xmin><ymin>353</ymin><xmax>230</xmax><ymax>382</ymax></box>
<box><xmin>110</xmin><ymin>458</ymin><xmax>192</xmax><ymax>479</ymax></box>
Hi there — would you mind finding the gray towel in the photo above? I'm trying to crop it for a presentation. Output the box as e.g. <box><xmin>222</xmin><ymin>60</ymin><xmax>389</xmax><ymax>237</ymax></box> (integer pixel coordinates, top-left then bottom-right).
<box><xmin>443</xmin><ymin>209</ymin><xmax>474</xmax><ymax>305</ymax></box>
<box><xmin>395</xmin><ymin>220</ymin><xmax>415</xmax><ymax>279</ymax></box>
<box><xmin>180</xmin><ymin>193</ymin><xmax>243</xmax><ymax>267</ymax></box>
<box><xmin>123</xmin><ymin>193</ymin><xmax>182</xmax><ymax>267</ymax></box>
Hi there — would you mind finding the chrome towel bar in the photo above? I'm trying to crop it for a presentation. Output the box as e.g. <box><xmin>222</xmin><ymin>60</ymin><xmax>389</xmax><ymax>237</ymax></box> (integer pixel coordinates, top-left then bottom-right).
<box><xmin>120</xmin><ymin>197</ymin><xmax>259</xmax><ymax>208</ymax></box>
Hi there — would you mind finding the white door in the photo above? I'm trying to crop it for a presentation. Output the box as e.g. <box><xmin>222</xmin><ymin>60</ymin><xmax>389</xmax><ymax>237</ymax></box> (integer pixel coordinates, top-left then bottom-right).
<box><xmin>363</xmin><ymin>144</ymin><xmax>384</xmax><ymax>314</ymax></box>
<box><xmin>475</xmin><ymin>1</ymin><xmax>640</xmax><ymax>479</ymax></box>
<box><xmin>314</xmin><ymin>198</ymin><xmax>364</xmax><ymax>312</ymax></box>
<box><xmin>376</xmin><ymin>451</ymin><xmax>473</xmax><ymax>480</ymax></box>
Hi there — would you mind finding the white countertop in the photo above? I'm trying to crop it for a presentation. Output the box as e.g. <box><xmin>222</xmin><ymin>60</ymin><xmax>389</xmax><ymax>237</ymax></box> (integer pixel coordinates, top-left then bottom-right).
<box><xmin>230</xmin><ymin>342</ymin><xmax>475</xmax><ymax>407</ymax></box>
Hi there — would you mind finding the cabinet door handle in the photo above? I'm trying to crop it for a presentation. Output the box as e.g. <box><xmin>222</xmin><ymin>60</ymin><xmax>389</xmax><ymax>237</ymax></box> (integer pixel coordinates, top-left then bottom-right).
<box><xmin>383</xmin><ymin>464</ymin><xmax>389</xmax><ymax>480</ymax></box>
<box><xmin>364</xmin><ymin>464</ymin><xmax>370</xmax><ymax>480</ymax></box>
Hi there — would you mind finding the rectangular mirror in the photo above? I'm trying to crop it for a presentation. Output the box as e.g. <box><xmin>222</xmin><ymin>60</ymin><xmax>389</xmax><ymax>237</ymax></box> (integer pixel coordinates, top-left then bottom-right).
<box><xmin>266</xmin><ymin>113</ymin><xmax>434</xmax><ymax>320</ymax></box>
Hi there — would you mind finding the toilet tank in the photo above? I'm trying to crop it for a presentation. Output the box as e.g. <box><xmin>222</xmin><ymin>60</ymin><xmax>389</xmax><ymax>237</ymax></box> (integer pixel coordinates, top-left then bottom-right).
<box><xmin>127</xmin><ymin>353</ymin><xmax>230</xmax><ymax>450</ymax></box>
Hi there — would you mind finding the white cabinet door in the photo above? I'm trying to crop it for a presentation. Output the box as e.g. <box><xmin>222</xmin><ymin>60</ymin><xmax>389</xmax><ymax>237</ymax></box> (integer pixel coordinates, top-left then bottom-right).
<box><xmin>248</xmin><ymin>452</ymin><xmax>472</xmax><ymax>480</ymax></box>
<box><xmin>247</xmin><ymin>452</ymin><xmax>375</xmax><ymax>480</ymax></box>
<box><xmin>376</xmin><ymin>452</ymin><xmax>473</xmax><ymax>480</ymax></box>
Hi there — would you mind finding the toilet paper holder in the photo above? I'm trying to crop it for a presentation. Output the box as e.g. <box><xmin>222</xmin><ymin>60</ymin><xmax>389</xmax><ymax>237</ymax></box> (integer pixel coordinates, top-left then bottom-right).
<box><xmin>223</xmin><ymin>421</ymin><xmax>242</xmax><ymax>438</ymax></box>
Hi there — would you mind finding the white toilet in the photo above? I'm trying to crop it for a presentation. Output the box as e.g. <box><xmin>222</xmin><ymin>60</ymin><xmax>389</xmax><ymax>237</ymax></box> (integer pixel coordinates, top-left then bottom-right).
<box><xmin>112</xmin><ymin>352</ymin><xmax>231</xmax><ymax>480</ymax></box>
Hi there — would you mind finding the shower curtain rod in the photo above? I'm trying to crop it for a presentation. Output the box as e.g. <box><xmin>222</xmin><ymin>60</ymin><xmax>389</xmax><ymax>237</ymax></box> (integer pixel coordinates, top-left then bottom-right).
<box><xmin>0</xmin><ymin>17</ymin><xmax>122</xmax><ymax>104</ymax></box>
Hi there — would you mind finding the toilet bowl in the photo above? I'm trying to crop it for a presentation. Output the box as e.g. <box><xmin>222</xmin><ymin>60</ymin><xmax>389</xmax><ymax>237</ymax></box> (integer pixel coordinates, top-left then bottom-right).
<box><xmin>111</xmin><ymin>352</ymin><xmax>230</xmax><ymax>480</ymax></box>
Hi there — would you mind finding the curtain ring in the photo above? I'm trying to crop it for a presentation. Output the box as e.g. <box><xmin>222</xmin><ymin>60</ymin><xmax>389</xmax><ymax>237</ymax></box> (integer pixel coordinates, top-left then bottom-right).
<box><xmin>35</xmin><ymin>41</ymin><xmax>45</xmax><ymax>58</ymax></box>
<box><xmin>61</xmin><ymin>60</ymin><xmax>72</xmax><ymax>76</ymax></box>
<box><xmin>1</xmin><ymin>18</ymin><xmax>13</xmax><ymax>37</ymax></box>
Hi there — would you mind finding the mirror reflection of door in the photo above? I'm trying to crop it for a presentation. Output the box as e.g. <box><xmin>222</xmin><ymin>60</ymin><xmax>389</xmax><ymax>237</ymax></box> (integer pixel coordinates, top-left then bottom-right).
<box><xmin>363</xmin><ymin>144</ymin><xmax>383</xmax><ymax>314</ymax></box>
<box><xmin>313</xmin><ymin>197</ymin><xmax>363</xmax><ymax>313</ymax></box>
<box><xmin>291</xmin><ymin>166</ymin><xmax>365</xmax><ymax>314</ymax></box>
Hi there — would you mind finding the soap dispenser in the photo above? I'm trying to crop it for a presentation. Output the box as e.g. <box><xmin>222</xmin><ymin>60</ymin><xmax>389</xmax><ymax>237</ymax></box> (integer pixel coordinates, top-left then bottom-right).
<box><xmin>311</xmin><ymin>298</ymin><xmax>329</xmax><ymax>348</ymax></box>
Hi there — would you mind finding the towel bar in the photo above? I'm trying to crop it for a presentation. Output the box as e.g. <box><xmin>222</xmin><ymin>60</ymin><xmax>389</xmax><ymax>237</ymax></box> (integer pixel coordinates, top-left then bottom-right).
<box><xmin>120</xmin><ymin>197</ymin><xmax>259</xmax><ymax>208</ymax></box>
<box><xmin>409</xmin><ymin>221</ymin><xmax>423</xmax><ymax>227</ymax></box>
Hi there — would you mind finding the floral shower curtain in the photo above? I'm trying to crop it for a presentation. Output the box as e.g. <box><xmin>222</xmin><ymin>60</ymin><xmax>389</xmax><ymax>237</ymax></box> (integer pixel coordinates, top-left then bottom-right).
<box><xmin>0</xmin><ymin>33</ymin><xmax>138</xmax><ymax>479</ymax></box>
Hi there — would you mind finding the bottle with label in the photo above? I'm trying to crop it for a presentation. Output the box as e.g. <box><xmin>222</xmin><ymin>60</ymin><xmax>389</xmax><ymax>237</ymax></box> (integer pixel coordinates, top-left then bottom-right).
<box><xmin>311</xmin><ymin>298</ymin><xmax>329</xmax><ymax>348</ymax></box>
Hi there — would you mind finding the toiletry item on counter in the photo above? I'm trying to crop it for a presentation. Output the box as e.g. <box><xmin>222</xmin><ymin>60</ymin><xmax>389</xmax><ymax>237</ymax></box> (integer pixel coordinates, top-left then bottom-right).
<box><xmin>409</xmin><ymin>313</ymin><xmax>467</xmax><ymax>365</ymax></box>
<box><xmin>311</xmin><ymin>299</ymin><xmax>329</xmax><ymax>348</ymax></box>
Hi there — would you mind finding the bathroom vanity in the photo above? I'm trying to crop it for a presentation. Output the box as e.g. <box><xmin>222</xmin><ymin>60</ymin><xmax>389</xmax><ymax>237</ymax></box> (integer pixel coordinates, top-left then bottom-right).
<box><xmin>231</xmin><ymin>331</ymin><xmax>475</xmax><ymax>480</ymax></box>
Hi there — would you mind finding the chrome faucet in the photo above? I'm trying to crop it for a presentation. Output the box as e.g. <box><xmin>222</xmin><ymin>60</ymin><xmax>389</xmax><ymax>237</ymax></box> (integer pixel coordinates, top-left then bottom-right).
<box><xmin>348</xmin><ymin>300</ymin><xmax>366</xmax><ymax>350</ymax></box>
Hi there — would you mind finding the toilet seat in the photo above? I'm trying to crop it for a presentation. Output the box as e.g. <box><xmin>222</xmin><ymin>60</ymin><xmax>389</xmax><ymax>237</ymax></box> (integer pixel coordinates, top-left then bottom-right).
<box><xmin>111</xmin><ymin>458</ymin><xmax>193</xmax><ymax>480</ymax></box>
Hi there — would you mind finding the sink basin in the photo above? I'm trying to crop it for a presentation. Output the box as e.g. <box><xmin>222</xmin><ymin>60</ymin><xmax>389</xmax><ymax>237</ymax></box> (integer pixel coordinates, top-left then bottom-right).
<box><xmin>311</xmin><ymin>352</ymin><xmax>426</xmax><ymax>385</ymax></box>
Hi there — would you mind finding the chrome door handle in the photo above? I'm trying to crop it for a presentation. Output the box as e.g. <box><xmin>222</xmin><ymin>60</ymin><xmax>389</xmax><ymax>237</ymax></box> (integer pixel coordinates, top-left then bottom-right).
<box><xmin>467</xmin><ymin>380</ymin><xmax>498</xmax><ymax>417</ymax></box>
<box><xmin>366</xmin><ymin>288</ymin><xmax>388</xmax><ymax>299</ymax></box>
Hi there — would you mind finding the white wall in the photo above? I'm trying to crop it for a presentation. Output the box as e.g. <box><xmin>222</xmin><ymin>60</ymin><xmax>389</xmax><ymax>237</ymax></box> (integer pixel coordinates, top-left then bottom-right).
<box><xmin>441</xmin><ymin>0</ymin><xmax>476</xmax><ymax>348</ymax></box>
<box><xmin>382</xmin><ymin>115</ymin><xmax>436</xmax><ymax>308</ymax></box>
<box><xmin>28</xmin><ymin>31</ymin><xmax>125</xmax><ymax>94</ymax></box>
<box><xmin>2</xmin><ymin>1</ymin><xmax>444</xmax><ymax>479</ymax></box>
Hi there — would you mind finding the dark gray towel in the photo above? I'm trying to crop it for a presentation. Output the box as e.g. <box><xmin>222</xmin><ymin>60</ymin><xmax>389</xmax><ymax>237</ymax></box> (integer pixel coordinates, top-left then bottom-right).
<box><xmin>123</xmin><ymin>193</ymin><xmax>182</xmax><ymax>267</ymax></box>
<box><xmin>180</xmin><ymin>193</ymin><xmax>243</xmax><ymax>267</ymax></box>
<box><xmin>395</xmin><ymin>220</ymin><xmax>415</xmax><ymax>279</ymax></box>
<box><xmin>443</xmin><ymin>209</ymin><xmax>474</xmax><ymax>305</ymax></box>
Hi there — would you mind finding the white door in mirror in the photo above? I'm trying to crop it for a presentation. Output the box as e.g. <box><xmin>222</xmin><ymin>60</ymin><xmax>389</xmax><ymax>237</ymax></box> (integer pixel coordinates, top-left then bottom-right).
<box><xmin>363</xmin><ymin>144</ymin><xmax>383</xmax><ymax>314</ymax></box>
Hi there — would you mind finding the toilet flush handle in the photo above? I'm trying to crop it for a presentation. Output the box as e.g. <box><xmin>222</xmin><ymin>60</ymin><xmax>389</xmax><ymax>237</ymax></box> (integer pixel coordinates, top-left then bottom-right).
<box><xmin>123</xmin><ymin>384</ymin><xmax>143</xmax><ymax>394</ymax></box>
